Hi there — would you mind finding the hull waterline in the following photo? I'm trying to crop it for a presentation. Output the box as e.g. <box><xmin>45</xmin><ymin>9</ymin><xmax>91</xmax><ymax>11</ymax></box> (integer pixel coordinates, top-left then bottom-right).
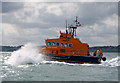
<box><xmin>42</xmin><ymin>54</ymin><xmax>104</xmax><ymax>64</ymax></box>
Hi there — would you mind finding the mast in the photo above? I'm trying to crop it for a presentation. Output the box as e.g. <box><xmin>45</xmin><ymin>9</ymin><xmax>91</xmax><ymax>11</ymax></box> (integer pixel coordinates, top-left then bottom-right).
<box><xmin>70</xmin><ymin>16</ymin><xmax>78</xmax><ymax>37</ymax></box>
<box><xmin>75</xmin><ymin>16</ymin><xmax>78</xmax><ymax>26</ymax></box>
<box><xmin>66</xmin><ymin>20</ymin><xmax>68</xmax><ymax>34</ymax></box>
<box><xmin>65</xmin><ymin>16</ymin><xmax>81</xmax><ymax>37</ymax></box>
<box><xmin>75</xmin><ymin>16</ymin><xmax>78</xmax><ymax>37</ymax></box>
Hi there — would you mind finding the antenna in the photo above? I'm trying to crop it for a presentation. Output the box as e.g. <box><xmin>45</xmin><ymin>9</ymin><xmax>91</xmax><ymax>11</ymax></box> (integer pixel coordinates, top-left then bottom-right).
<box><xmin>66</xmin><ymin>20</ymin><xmax>68</xmax><ymax>34</ymax></box>
<box><xmin>75</xmin><ymin>16</ymin><xmax>78</xmax><ymax>37</ymax></box>
<box><xmin>75</xmin><ymin>16</ymin><xmax>78</xmax><ymax>25</ymax></box>
<box><xmin>66</xmin><ymin>20</ymin><xmax>67</xmax><ymax>29</ymax></box>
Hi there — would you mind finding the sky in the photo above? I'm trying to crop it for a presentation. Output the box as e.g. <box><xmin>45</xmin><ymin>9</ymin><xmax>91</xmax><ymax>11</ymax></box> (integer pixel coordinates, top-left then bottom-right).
<box><xmin>0</xmin><ymin>1</ymin><xmax>119</xmax><ymax>47</ymax></box>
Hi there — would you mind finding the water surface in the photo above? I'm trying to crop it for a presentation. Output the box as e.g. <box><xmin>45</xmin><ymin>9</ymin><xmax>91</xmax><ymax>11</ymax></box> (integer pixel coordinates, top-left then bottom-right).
<box><xmin>0</xmin><ymin>44</ymin><xmax>119</xmax><ymax>81</ymax></box>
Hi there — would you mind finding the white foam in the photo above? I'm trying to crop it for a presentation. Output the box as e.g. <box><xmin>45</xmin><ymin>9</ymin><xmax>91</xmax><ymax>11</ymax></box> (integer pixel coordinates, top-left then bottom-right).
<box><xmin>5</xmin><ymin>43</ymin><xmax>44</xmax><ymax>66</ymax></box>
<box><xmin>100</xmin><ymin>57</ymin><xmax>120</xmax><ymax>67</ymax></box>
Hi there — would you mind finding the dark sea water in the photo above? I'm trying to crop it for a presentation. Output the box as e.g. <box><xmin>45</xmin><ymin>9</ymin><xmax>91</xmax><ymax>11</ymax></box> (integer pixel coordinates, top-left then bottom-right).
<box><xmin>0</xmin><ymin>44</ymin><xmax>119</xmax><ymax>82</ymax></box>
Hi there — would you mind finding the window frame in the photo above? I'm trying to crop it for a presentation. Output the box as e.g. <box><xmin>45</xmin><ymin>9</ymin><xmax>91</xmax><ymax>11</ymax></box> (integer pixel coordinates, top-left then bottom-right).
<box><xmin>47</xmin><ymin>41</ymin><xmax>51</xmax><ymax>46</ymax></box>
<box><xmin>56</xmin><ymin>42</ymin><xmax>59</xmax><ymax>46</ymax></box>
<box><xmin>65</xmin><ymin>43</ymin><xmax>68</xmax><ymax>47</ymax></box>
<box><xmin>69</xmin><ymin>43</ymin><xmax>72</xmax><ymax>47</ymax></box>
<box><xmin>60</xmin><ymin>43</ymin><xmax>64</xmax><ymax>47</ymax></box>
<box><xmin>52</xmin><ymin>42</ymin><xmax>56</xmax><ymax>46</ymax></box>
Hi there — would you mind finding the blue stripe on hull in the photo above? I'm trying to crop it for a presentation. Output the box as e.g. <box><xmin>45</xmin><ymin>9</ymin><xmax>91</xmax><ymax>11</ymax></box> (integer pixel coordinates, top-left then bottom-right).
<box><xmin>44</xmin><ymin>54</ymin><xmax>101</xmax><ymax>64</ymax></box>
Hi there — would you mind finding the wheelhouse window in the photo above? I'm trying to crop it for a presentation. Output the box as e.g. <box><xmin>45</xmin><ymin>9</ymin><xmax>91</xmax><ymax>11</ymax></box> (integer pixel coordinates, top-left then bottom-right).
<box><xmin>61</xmin><ymin>43</ymin><xmax>64</xmax><ymax>47</ymax></box>
<box><xmin>47</xmin><ymin>42</ymin><xmax>51</xmax><ymax>45</ymax></box>
<box><xmin>56</xmin><ymin>42</ymin><xmax>59</xmax><ymax>46</ymax></box>
<box><xmin>69</xmin><ymin>43</ymin><xmax>72</xmax><ymax>47</ymax></box>
<box><xmin>52</xmin><ymin>42</ymin><xmax>55</xmax><ymax>46</ymax></box>
<box><xmin>65</xmin><ymin>43</ymin><xmax>68</xmax><ymax>47</ymax></box>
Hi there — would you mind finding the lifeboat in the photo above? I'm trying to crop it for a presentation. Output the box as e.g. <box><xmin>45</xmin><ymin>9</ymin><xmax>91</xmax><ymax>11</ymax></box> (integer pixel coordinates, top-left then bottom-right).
<box><xmin>40</xmin><ymin>16</ymin><xmax>106</xmax><ymax>64</ymax></box>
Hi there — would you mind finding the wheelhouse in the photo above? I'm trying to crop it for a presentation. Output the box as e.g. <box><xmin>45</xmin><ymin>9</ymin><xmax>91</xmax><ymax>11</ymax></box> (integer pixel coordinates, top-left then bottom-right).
<box><xmin>44</xmin><ymin>16</ymin><xmax>89</xmax><ymax>56</ymax></box>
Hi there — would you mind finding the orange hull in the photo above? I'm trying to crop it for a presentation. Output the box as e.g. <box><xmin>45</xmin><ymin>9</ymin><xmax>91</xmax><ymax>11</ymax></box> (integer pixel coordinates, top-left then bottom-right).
<box><xmin>40</xmin><ymin>31</ymin><xmax>89</xmax><ymax>57</ymax></box>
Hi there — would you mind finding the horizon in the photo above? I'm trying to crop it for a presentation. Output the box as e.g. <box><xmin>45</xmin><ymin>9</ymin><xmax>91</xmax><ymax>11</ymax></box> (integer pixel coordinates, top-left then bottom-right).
<box><xmin>0</xmin><ymin>44</ymin><xmax>119</xmax><ymax>47</ymax></box>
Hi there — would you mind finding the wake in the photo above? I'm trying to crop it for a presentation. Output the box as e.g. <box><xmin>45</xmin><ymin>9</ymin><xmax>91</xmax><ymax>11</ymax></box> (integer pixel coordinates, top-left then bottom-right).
<box><xmin>100</xmin><ymin>57</ymin><xmax>120</xmax><ymax>67</ymax></box>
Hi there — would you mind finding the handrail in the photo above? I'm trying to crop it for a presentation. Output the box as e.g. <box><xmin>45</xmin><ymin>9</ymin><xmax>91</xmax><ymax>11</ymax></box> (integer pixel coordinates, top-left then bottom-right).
<box><xmin>45</xmin><ymin>49</ymin><xmax>89</xmax><ymax>56</ymax></box>
<box><xmin>67</xmin><ymin>49</ymin><xmax>88</xmax><ymax>56</ymax></box>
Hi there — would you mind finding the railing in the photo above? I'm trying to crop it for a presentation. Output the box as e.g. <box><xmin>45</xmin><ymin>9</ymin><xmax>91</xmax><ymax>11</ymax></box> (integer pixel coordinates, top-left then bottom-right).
<box><xmin>44</xmin><ymin>49</ymin><xmax>89</xmax><ymax>56</ymax></box>
<box><xmin>67</xmin><ymin>49</ymin><xmax>89</xmax><ymax>56</ymax></box>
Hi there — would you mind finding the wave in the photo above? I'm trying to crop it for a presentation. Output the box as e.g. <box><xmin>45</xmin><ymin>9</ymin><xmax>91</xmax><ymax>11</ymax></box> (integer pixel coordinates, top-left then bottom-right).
<box><xmin>5</xmin><ymin>43</ymin><xmax>44</xmax><ymax>65</ymax></box>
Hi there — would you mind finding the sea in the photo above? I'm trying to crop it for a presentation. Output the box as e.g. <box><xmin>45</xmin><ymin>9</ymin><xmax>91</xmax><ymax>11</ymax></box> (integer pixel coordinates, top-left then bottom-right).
<box><xmin>0</xmin><ymin>43</ymin><xmax>119</xmax><ymax>82</ymax></box>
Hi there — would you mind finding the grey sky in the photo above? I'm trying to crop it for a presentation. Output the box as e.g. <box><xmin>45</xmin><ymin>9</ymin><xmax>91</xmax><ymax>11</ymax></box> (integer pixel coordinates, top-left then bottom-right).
<box><xmin>1</xmin><ymin>2</ymin><xmax>118</xmax><ymax>46</ymax></box>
